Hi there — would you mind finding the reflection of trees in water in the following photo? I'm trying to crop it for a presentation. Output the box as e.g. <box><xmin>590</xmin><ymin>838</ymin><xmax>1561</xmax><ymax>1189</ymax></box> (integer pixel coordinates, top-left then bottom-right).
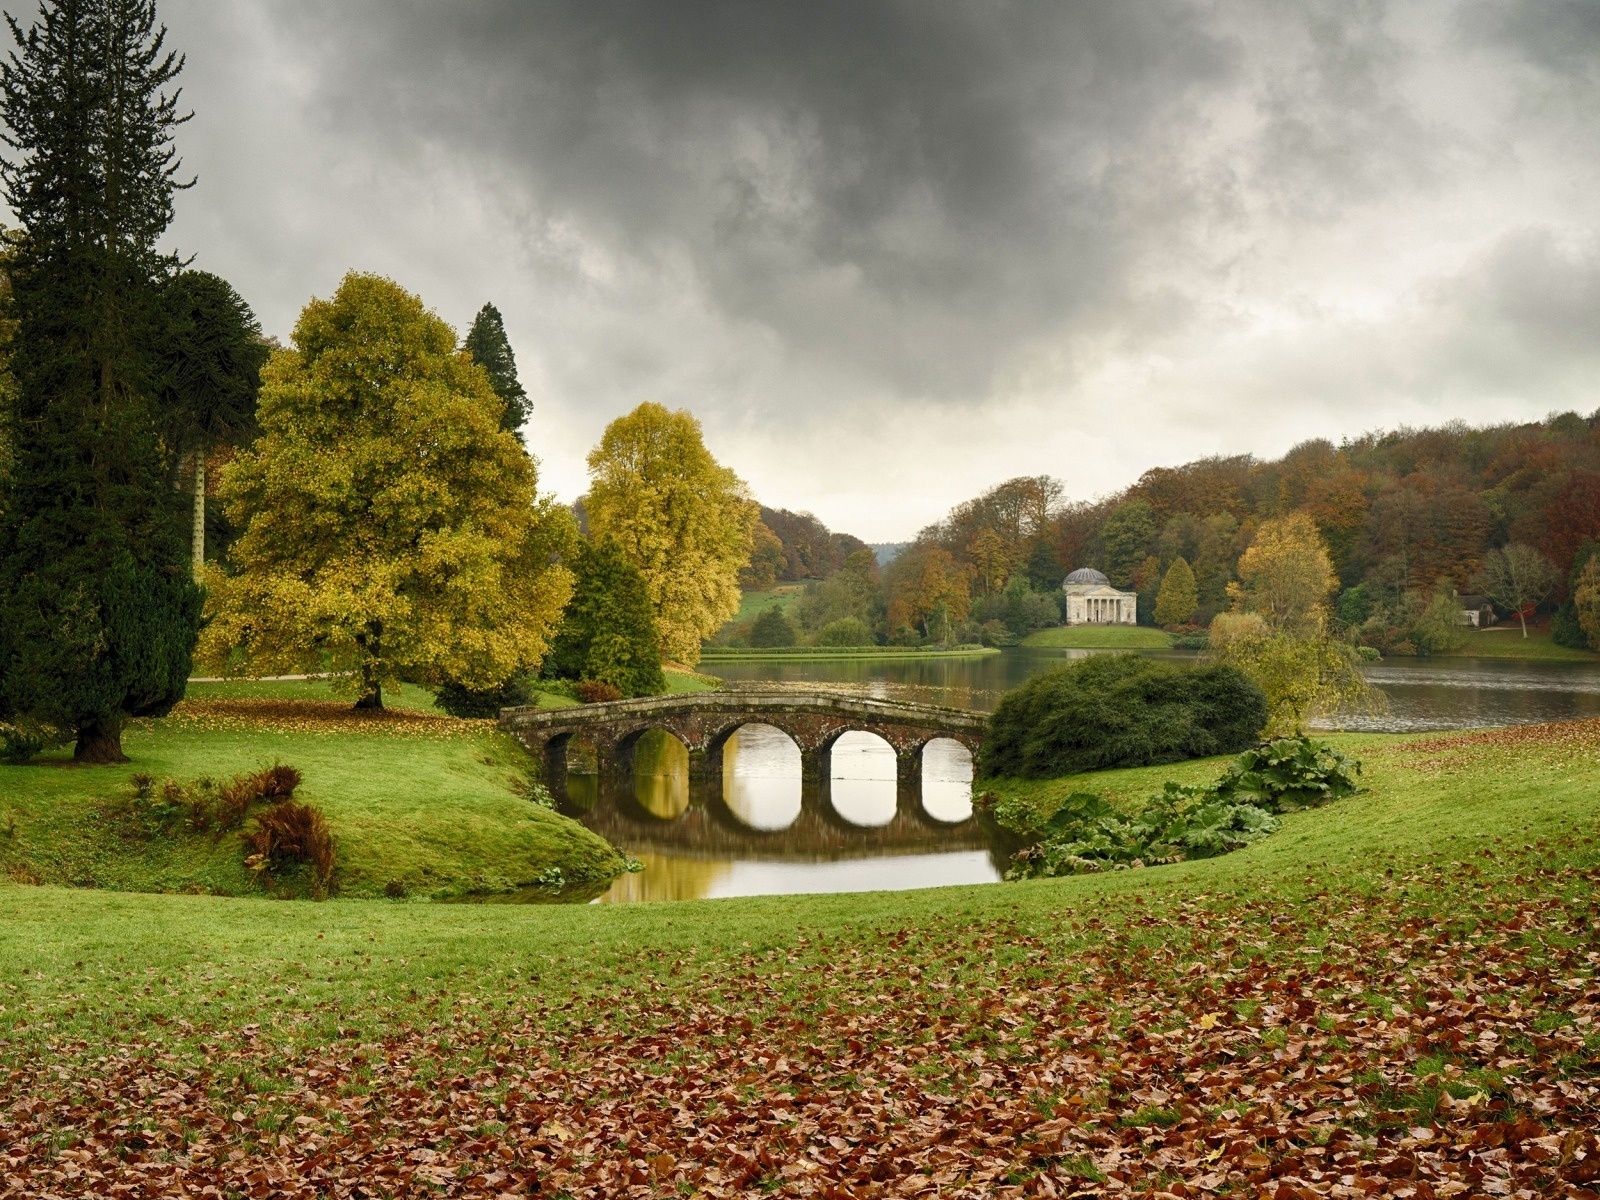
<box><xmin>630</xmin><ymin>730</ymin><xmax>689</xmax><ymax>819</ymax></box>
<box><xmin>596</xmin><ymin>850</ymin><xmax>732</xmax><ymax>903</ymax></box>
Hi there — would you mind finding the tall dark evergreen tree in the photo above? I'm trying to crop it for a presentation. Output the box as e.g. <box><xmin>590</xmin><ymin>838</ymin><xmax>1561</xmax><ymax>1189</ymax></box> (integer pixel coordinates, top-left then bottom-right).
<box><xmin>0</xmin><ymin>0</ymin><xmax>202</xmax><ymax>762</ymax></box>
<box><xmin>462</xmin><ymin>302</ymin><xmax>530</xmax><ymax>434</ymax></box>
<box><xmin>546</xmin><ymin>537</ymin><xmax>666</xmax><ymax>697</ymax></box>
<box><xmin>155</xmin><ymin>268</ymin><xmax>267</xmax><ymax>577</ymax></box>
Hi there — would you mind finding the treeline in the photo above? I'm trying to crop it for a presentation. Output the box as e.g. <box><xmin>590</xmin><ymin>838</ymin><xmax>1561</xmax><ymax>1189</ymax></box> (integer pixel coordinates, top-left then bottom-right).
<box><xmin>740</xmin><ymin>506</ymin><xmax>871</xmax><ymax>588</ymax></box>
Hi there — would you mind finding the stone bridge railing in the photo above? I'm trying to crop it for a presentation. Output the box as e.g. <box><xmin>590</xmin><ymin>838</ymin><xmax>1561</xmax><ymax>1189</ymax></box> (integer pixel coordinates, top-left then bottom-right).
<box><xmin>499</xmin><ymin>689</ymin><xmax>987</xmax><ymax>786</ymax></box>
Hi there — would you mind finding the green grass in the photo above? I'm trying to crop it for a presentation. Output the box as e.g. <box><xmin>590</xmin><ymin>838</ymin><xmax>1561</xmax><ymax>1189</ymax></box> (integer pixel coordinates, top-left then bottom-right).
<box><xmin>0</xmin><ymin>687</ymin><xmax>624</xmax><ymax>902</ymax></box>
<box><xmin>728</xmin><ymin>584</ymin><xmax>806</xmax><ymax>626</ymax></box>
<box><xmin>698</xmin><ymin>644</ymin><xmax>999</xmax><ymax>660</ymax></box>
<box><xmin>1020</xmin><ymin>625</ymin><xmax>1174</xmax><ymax>649</ymax></box>
<box><xmin>663</xmin><ymin>668</ymin><xmax>723</xmax><ymax>693</ymax></box>
<box><xmin>1440</xmin><ymin>626</ymin><xmax>1598</xmax><ymax>661</ymax></box>
<box><xmin>2</xmin><ymin>717</ymin><xmax>1597</xmax><ymax>1190</ymax></box>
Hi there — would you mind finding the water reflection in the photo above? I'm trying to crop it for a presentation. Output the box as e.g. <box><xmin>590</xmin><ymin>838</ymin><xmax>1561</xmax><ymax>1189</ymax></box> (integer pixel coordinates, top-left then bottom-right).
<box><xmin>828</xmin><ymin>731</ymin><xmax>897</xmax><ymax>827</ymax></box>
<box><xmin>721</xmin><ymin>724</ymin><xmax>802</xmax><ymax>830</ymax></box>
<box><xmin>561</xmin><ymin>717</ymin><xmax>992</xmax><ymax>904</ymax></box>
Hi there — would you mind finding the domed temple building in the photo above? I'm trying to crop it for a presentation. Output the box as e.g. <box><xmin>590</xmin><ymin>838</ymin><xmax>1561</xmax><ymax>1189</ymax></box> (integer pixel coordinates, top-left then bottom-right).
<box><xmin>1061</xmin><ymin>568</ymin><xmax>1138</xmax><ymax>625</ymax></box>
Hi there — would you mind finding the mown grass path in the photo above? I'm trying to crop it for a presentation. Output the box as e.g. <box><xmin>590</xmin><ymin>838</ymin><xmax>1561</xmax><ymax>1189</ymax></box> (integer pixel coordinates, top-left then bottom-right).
<box><xmin>2</xmin><ymin>722</ymin><xmax>1598</xmax><ymax>1196</ymax></box>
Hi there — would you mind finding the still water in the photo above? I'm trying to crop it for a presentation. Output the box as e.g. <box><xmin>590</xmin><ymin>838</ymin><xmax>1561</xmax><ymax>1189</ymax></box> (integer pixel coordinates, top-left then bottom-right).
<box><xmin>568</xmin><ymin>646</ymin><xmax>1600</xmax><ymax>903</ymax></box>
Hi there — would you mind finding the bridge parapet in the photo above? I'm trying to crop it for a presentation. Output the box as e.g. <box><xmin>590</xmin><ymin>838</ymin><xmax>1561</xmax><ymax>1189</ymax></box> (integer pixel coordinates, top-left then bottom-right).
<box><xmin>500</xmin><ymin>689</ymin><xmax>987</xmax><ymax>784</ymax></box>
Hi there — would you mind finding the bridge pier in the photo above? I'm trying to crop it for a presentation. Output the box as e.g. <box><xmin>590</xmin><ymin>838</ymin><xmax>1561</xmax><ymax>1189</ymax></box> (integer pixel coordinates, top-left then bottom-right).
<box><xmin>799</xmin><ymin>745</ymin><xmax>831</xmax><ymax>784</ymax></box>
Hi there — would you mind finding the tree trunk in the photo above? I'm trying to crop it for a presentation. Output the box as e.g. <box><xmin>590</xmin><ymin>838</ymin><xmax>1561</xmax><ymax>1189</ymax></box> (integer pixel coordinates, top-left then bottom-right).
<box><xmin>354</xmin><ymin>684</ymin><xmax>384</xmax><ymax>710</ymax></box>
<box><xmin>1519</xmin><ymin>606</ymin><xmax>1528</xmax><ymax>638</ymax></box>
<box><xmin>192</xmin><ymin>447</ymin><xmax>206</xmax><ymax>581</ymax></box>
<box><xmin>74</xmin><ymin>716</ymin><xmax>128</xmax><ymax>764</ymax></box>
<box><xmin>354</xmin><ymin>623</ymin><xmax>384</xmax><ymax>709</ymax></box>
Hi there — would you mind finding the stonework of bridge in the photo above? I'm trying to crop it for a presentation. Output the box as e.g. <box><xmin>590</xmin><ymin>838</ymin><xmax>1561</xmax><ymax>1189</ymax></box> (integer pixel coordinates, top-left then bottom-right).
<box><xmin>499</xmin><ymin>690</ymin><xmax>987</xmax><ymax>787</ymax></box>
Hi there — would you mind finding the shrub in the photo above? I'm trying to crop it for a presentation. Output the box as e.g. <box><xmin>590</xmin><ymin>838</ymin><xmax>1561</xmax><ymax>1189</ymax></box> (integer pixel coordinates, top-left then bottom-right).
<box><xmin>749</xmin><ymin>606</ymin><xmax>797</xmax><ymax>647</ymax></box>
<box><xmin>815</xmin><ymin>617</ymin><xmax>875</xmax><ymax>647</ymax></box>
<box><xmin>1005</xmin><ymin>784</ymin><xmax>1279</xmax><ymax>879</ymax></box>
<box><xmin>0</xmin><ymin>718</ymin><xmax>66</xmax><ymax>764</ymax></box>
<box><xmin>124</xmin><ymin>763</ymin><xmax>304</xmax><ymax>837</ymax></box>
<box><xmin>243</xmin><ymin>800</ymin><xmax>335</xmax><ymax>898</ymax></box>
<box><xmin>435</xmin><ymin>673</ymin><xmax>534</xmax><ymax>718</ymax></box>
<box><xmin>575</xmin><ymin>679</ymin><xmax>623</xmax><ymax>704</ymax></box>
<box><xmin>1212</xmin><ymin>735</ymin><xmax>1361</xmax><ymax>812</ymax></box>
<box><xmin>998</xmin><ymin>735</ymin><xmax>1359</xmax><ymax>879</ymax></box>
<box><xmin>980</xmin><ymin>655</ymin><xmax>1268</xmax><ymax>779</ymax></box>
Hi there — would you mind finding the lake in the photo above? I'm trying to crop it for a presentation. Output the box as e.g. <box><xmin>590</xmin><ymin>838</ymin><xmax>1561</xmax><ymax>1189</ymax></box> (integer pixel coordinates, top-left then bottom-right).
<box><xmin>566</xmin><ymin>646</ymin><xmax>1600</xmax><ymax>904</ymax></box>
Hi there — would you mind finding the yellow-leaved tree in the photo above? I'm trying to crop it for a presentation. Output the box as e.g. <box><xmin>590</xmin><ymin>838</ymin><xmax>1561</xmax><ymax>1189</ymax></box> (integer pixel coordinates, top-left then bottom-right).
<box><xmin>585</xmin><ymin>403</ymin><xmax>757</xmax><ymax>664</ymax></box>
<box><xmin>1211</xmin><ymin>513</ymin><xmax>1377</xmax><ymax>734</ymax></box>
<box><xmin>199</xmin><ymin>272</ymin><xmax>573</xmax><ymax>709</ymax></box>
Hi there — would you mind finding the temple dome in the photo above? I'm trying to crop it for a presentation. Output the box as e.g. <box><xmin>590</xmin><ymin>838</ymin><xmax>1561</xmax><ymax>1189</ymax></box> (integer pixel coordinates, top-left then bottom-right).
<box><xmin>1064</xmin><ymin>567</ymin><xmax>1109</xmax><ymax>585</ymax></box>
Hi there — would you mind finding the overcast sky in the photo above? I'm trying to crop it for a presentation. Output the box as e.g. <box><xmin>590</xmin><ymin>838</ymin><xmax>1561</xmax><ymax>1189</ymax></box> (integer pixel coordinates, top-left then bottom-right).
<box><xmin>134</xmin><ymin>0</ymin><xmax>1600</xmax><ymax>540</ymax></box>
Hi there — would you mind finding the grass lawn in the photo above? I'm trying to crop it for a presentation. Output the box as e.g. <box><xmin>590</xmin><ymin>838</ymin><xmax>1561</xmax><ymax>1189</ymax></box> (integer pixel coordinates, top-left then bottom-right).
<box><xmin>1</xmin><ymin>717</ymin><xmax>1596</xmax><ymax>1193</ymax></box>
<box><xmin>1021</xmin><ymin>624</ymin><xmax>1175</xmax><ymax>649</ymax></box>
<box><xmin>727</xmin><ymin>583</ymin><xmax>807</xmax><ymax>626</ymax></box>
<box><xmin>0</xmin><ymin>685</ymin><xmax>624</xmax><ymax>903</ymax></box>
<box><xmin>1441</xmin><ymin>625</ymin><xmax>1599</xmax><ymax>662</ymax></box>
<box><xmin>663</xmin><ymin>667</ymin><xmax>724</xmax><ymax>693</ymax></box>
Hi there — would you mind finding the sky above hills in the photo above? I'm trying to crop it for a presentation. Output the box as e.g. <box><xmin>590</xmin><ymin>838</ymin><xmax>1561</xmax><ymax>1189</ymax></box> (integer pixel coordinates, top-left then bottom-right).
<box><xmin>142</xmin><ymin>0</ymin><xmax>1600</xmax><ymax>540</ymax></box>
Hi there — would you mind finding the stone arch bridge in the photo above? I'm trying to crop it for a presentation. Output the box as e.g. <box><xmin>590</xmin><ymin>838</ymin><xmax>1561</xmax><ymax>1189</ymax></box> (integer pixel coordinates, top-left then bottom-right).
<box><xmin>500</xmin><ymin>690</ymin><xmax>987</xmax><ymax>787</ymax></box>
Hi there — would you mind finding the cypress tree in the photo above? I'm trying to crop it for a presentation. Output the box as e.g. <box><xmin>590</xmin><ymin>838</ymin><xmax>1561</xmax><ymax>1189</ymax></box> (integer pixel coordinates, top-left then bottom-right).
<box><xmin>0</xmin><ymin>0</ymin><xmax>202</xmax><ymax>762</ymax></box>
<box><xmin>462</xmin><ymin>302</ymin><xmax>530</xmax><ymax>434</ymax></box>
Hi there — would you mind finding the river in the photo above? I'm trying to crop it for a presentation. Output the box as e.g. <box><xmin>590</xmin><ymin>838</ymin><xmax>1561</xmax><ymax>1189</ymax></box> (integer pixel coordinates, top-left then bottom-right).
<box><xmin>566</xmin><ymin>646</ymin><xmax>1600</xmax><ymax>904</ymax></box>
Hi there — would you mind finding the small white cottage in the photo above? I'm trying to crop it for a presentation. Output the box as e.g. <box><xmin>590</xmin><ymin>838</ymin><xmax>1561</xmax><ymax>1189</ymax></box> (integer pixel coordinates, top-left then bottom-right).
<box><xmin>1061</xmin><ymin>567</ymin><xmax>1138</xmax><ymax>625</ymax></box>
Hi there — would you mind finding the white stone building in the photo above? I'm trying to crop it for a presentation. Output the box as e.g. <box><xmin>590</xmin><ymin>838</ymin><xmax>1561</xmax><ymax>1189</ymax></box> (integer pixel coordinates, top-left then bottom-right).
<box><xmin>1061</xmin><ymin>567</ymin><xmax>1138</xmax><ymax>625</ymax></box>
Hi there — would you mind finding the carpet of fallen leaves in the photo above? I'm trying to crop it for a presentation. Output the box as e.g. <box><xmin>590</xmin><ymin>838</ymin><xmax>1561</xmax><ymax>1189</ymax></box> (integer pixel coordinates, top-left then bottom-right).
<box><xmin>3</xmin><ymin>841</ymin><xmax>1597</xmax><ymax>1198</ymax></box>
<box><xmin>159</xmin><ymin>700</ymin><xmax>492</xmax><ymax>740</ymax></box>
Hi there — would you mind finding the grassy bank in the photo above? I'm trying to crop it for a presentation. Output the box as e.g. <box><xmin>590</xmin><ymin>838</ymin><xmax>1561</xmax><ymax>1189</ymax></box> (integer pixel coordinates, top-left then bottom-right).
<box><xmin>1021</xmin><ymin>624</ymin><xmax>1174</xmax><ymax>649</ymax></box>
<box><xmin>1439</xmin><ymin>626</ymin><xmax>1599</xmax><ymax>662</ymax></box>
<box><xmin>0</xmin><ymin>685</ymin><xmax>625</xmax><ymax>902</ymax></box>
<box><xmin>728</xmin><ymin>584</ymin><xmax>805</xmax><ymax>625</ymax></box>
<box><xmin>1</xmin><ymin>718</ymin><xmax>1596</xmax><ymax>1193</ymax></box>
<box><xmin>698</xmin><ymin>644</ymin><xmax>999</xmax><ymax>661</ymax></box>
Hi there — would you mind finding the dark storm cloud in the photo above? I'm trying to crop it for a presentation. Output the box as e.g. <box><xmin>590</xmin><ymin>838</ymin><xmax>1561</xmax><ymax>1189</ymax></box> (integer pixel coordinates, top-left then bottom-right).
<box><xmin>260</xmin><ymin>0</ymin><xmax>1242</xmax><ymax>400</ymax></box>
<box><xmin>145</xmin><ymin>0</ymin><xmax>1600</xmax><ymax>536</ymax></box>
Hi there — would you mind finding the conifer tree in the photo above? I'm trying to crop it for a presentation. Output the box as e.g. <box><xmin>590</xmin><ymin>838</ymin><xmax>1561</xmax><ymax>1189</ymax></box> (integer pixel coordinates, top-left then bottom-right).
<box><xmin>463</xmin><ymin>302</ymin><xmax>530</xmax><ymax>434</ymax></box>
<box><xmin>545</xmin><ymin>537</ymin><xmax>667</xmax><ymax>697</ymax></box>
<box><xmin>1153</xmin><ymin>556</ymin><xmax>1199</xmax><ymax>626</ymax></box>
<box><xmin>0</xmin><ymin>0</ymin><xmax>201</xmax><ymax>762</ymax></box>
<box><xmin>155</xmin><ymin>269</ymin><xmax>268</xmax><ymax>577</ymax></box>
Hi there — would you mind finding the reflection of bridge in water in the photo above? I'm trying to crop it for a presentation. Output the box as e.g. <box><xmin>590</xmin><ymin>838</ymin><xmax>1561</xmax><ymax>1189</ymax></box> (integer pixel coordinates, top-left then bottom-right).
<box><xmin>501</xmin><ymin>691</ymin><xmax>993</xmax><ymax>859</ymax></box>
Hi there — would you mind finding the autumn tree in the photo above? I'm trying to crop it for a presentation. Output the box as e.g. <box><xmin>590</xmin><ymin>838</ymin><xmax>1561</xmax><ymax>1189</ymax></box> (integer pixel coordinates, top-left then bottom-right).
<box><xmin>1153</xmin><ymin>556</ymin><xmax>1198</xmax><ymax>627</ymax></box>
<box><xmin>462</xmin><ymin>302</ymin><xmax>529</xmax><ymax>434</ymax></box>
<box><xmin>0</xmin><ymin>0</ymin><xmax>202</xmax><ymax>762</ymax></box>
<box><xmin>200</xmin><ymin>273</ymin><xmax>573</xmax><ymax>709</ymax></box>
<box><xmin>1573</xmin><ymin>558</ymin><xmax>1600</xmax><ymax>651</ymax></box>
<box><xmin>585</xmin><ymin>402</ymin><xmax>757</xmax><ymax>664</ymax></box>
<box><xmin>1474</xmin><ymin>544</ymin><xmax>1557</xmax><ymax>638</ymax></box>
<box><xmin>739</xmin><ymin>520</ymin><xmax>785</xmax><ymax>589</ymax></box>
<box><xmin>545</xmin><ymin>537</ymin><xmax>666</xmax><ymax>697</ymax></box>
<box><xmin>1100</xmin><ymin>499</ymin><xmax>1157</xmax><ymax>588</ymax></box>
<box><xmin>154</xmin><ymin>269</ymin><xmax>268</xmax><ymax>577</ymax></box>
<box><xmin>1229</xmin><ymin>513</ymin><xmax>1336</xmax><ymax>635</ymax></box>
<box><xmin>886</xmin><ymin>544</ymin><xmax>970</xmax><ymax>642</ymax></box>
<box><xmin>1209</xmin><ymin>612</ymin><xmax>1376</xmax><ymax>735</ymax></box>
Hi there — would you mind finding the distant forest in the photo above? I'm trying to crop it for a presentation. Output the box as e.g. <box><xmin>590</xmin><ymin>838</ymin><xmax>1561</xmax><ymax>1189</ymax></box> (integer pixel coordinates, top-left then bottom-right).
<box><xmin>725</xmin><ymin>413</ymin><xmax>1600</xmax><ymax>652</ymax></box>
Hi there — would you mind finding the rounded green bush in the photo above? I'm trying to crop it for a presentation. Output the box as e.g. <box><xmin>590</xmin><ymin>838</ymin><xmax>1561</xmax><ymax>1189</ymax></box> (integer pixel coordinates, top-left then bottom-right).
<box><xmin>980</xmin><ymin>654</ymin><xmax>1268</xmax><ymax>779</ymax></box>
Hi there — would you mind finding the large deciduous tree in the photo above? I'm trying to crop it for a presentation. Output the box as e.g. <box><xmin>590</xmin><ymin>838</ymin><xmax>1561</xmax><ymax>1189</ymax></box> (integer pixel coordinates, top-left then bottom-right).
<box><xmin>462</xmin><ymin>302</ymin><xmax>529</xmax><ymax>435</ymax></box>
<box><xmin>0</xmin><ymin>0</ymin><xmax>202</xmax><ymax>762</ymax></box>
<box><xmin>1474</xmin><ymin>544</ymin><xmax>1557</xmax><ymax>639</ymax></box>
<box><xmin>199</xmin><ymin>273</ymin><xmax>572</xmax><ymax>709</ymax></box>
<box><xmin>584</xmin><ymin>402</ymin><xmax>757</xmax><ymax>665</ymax></box>
<box><xmin>545</xmin><ymin>537</ymin><xmax>666</xmax><ymax>698</ymax></box>
<box><xmin>1229</xmin><ymin>513</ymin><xmax>1336</xmax><ymax>635</ymax></box>
<box><xmin>154</xmin><ymin>268</ymin><xmax>267</xmax><ymax>577</ymax></box>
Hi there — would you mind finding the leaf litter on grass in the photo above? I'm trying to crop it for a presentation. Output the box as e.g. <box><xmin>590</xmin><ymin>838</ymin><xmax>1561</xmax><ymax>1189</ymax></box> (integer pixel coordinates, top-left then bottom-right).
<box><xmin>2</xmin><ymin>840</ymin><xmax>1597</xmax><ymax>1197</ymax></box>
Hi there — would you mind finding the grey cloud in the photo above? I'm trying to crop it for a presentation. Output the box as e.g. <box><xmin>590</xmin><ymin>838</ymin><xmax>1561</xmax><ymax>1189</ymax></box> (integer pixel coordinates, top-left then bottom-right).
<box><xmin>144</xmin><ymin>0</ymin><xmax>1600</xmax><ymax>536</ymax></box>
